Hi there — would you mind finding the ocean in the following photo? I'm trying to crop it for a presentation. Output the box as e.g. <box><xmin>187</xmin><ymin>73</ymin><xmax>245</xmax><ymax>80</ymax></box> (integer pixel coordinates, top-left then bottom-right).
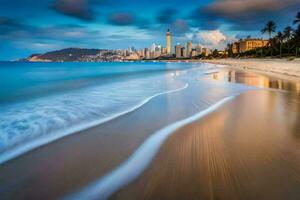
<box><xmin>0</xmin><ymin>61</ymin><xmax>224</xmax><ymax>164</ymax></box>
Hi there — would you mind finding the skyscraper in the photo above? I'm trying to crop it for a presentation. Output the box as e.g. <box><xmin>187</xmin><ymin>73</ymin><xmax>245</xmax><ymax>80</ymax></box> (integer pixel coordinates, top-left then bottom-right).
<box><xmin>175</xmin><ymin>44</ymin><xmax>182</xmax><ymax>58</ymax></box>
<box><xmin>150</xmin><ymin>43</ymin><xmax>157</xmax><ymax>52</ymax></box>
<box><xmin>166</xmin><ymin>29</ymin><xmax>171</xmax><ymax>54</ymax></box>
<box><xmin>186</xmin><ymin>41</ymin><xmax>192</xmax><ymax>57</ymax></box>
<box><xmin>196</xmin><ymin>44</ymin><xmax>202</xmax><ymax>55</ymax></box>
<box><xmin>181</xmin><ymin>47</ymin><xmax>186</xmax><ymax>58</ymax></box>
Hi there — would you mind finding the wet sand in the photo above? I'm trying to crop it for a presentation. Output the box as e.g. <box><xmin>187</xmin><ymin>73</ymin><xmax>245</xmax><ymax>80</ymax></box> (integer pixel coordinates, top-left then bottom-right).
<box><xmin>113</xmin><ymin>90</ymin><xmax>300</xmax><ymax>200</ymax></box>
<box><xmin>1</xmin><ymin>67</ymin><xmax>300</xmax><ymax>200</ymax></box>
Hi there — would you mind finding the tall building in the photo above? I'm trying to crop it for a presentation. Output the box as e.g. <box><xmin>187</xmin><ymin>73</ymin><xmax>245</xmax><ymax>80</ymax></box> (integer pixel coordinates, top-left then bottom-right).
<box><xmin>166</xmin><ymin>29</ymin><xmax>171</xmax><ymax>54</ymax></box>
<box><xmin>150</xmin><ymin>43</ymin><xmax>157</xmax><ymax>52</ymax></box>
<box><xmin>144</xmin><ymin>48</ymin><xmax>150</xmax><ymax>59</ymax></box>
<box><xmin>181</xmin><ymin>47</ymin><xmax>186</xmax><ymax>58</ymax></box>
<box><xmin>196</xmin><ymin>44</ymin><xmax>202</xmax><ymax>55</ymax></box>
<box><xmin>186</xmin><ymin>41</ymin><xmax>192</xmax><ymax>57</ymax></box>
<box><xmin>175</xmin><ymin>44</ymin><xmax>182</xmax><ymax>58</ymax></box>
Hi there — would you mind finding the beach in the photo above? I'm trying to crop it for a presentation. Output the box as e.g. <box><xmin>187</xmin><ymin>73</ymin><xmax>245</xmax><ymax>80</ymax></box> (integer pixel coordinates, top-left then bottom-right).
<box><xmin>0</xmin><ymin>62</ymin><xmax>300</xmax><ymax>200</ymax></box>
<box><xmin>201</xmin><ymin>58</ymin><xmax>300</xmax><ymax>82</ymax></box>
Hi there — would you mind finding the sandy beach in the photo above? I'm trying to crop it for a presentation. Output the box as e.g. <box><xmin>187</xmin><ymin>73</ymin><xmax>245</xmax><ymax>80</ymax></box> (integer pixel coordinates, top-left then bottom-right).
<box><xmin>113</xmin><ymin>90</ymin><xmax>300</xmax><ymax>199</ymax></box>
<box><xmin>1</xmin><ymin>64</ymin><xmax>300</xmax><ymax>200</ymax></box>
<box><xmin>201</xmin><ymin>58</ymin><xmax>300</xmax><ymax>82</ymax></box>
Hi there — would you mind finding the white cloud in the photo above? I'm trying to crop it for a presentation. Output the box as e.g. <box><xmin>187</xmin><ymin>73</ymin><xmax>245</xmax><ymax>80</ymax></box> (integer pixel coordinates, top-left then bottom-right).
<box><xmin>196</xmin><ymin>30</ymin><xmax>226</xmax><ymax>45</ymax></box>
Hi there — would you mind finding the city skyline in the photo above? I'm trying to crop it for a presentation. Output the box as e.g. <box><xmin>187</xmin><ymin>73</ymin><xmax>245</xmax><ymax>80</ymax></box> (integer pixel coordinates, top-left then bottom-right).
<box><xmin>1</xmin><ymin>0</ymin><xmax>300</xmax><ymax>60</ymax></box>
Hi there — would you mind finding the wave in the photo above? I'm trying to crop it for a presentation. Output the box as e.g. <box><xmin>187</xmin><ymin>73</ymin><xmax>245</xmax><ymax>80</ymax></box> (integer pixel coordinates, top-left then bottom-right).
<box><xmin>64</xmin><ymin>95</ymin><xmax>236</xmax><ymax>200</ymax></box>
<box><xmin>0</xmin><ymin>62</ymin><xmax>206</xmax><ymax>104</ymax></box>
<box><xmin>0</xmin><ymin>83</ymin><xmax>188</xmax><ymax>165</ymax></box>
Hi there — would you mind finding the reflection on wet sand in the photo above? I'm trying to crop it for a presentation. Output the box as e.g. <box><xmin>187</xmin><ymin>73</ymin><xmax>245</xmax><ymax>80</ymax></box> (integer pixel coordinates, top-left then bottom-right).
<box><xmin>113</xmin><ymin>90</ymin><xmax>300</xmax><ymax>200</ymax></box>
<box><xmin>208</xmin><ymin>69</ymin><xmax>300</xmax><ymax>93</ymax></box>
<box><xmin>113</xmin><ymin>70</ymin><xmax>300</xmax><ymax>199</ymax></box>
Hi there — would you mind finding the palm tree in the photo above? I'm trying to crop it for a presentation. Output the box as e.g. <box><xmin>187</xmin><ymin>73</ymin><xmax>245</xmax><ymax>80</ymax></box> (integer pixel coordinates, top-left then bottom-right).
<box><xmin>226</xmin><ymin>43</ymin><xmax>233</xmax><ymax>57</ymax></box>
<box><xmin>283</xmin><ymin>26</ymin><xmax>293</xmax><ymax>41</ymax></box>
<box><xmin>261</xmin><ymin>21</ymin><xmax>276</xmax><ymax>56</ymax></box>
<box><xmin>261</xmin><ymin>21</ymin><xmax>277</xmax><ymax>39</ymax></box>
<box><xmin>276</xmin><ymin>31</ymin><xmax>284</xmax><ymax>57</ymax></box>
<box><xmin>293</xmin><ymin>12</ymin><xmax>300</xmax><ymax>56</ymax></box>
<box><xmin>294</xmin><ymin>12</ymin><xmax>300</xmax><ymax>28</ymax></box>
<box><xmin>284</xmin><ymin>26</ymin><xmax>293</xmax><ymax>55</ymax></box>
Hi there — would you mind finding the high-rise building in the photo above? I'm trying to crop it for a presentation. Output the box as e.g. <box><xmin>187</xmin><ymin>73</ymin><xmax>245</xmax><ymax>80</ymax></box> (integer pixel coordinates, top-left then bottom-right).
<box><xmin>150</xmin><ymin>43</ymin><xmax>157</xmax><ymax>52</ymax></box>
<box><xmin>144</xmin><ymin>48</ymin><xmax>150</xmax><ymax>59</ymax></box>
<box><xmin>166</xmin><ymin>29</ymin><xmax>171</xmax><ymax>54</ymax></box>
<box><xmin>181</xmin><ymin>47</ymin><xmax>186</xmax><ymax>58</ymax></box>
<box><xmin>175</xmin><ymin>44</ymin><xmax>182</xmax><ymax>58</ymax></box>
<box><xmin>196</xmin><ymin>44</ymin><xmax>202</xmax><ymax>55</ymax></box>
<box><xmin>186</xmin><ymin>41</ymin><xmax>192</xmax><ymax>57</ymax></box>
<box><xmin>138</xmin><ymin>49</ymin><xmax>145</xmax><ymax>58</ymax></box>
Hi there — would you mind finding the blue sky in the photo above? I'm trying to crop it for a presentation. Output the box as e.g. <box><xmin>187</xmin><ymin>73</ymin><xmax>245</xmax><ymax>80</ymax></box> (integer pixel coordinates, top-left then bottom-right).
<box><xmin>0</xmin><ymin>0</ymin><xmax>299</xmax><ymax>60</ymax></box>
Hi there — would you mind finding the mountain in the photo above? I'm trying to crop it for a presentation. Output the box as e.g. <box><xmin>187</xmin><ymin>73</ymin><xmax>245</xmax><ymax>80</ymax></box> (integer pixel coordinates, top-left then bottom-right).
<box><xmin>25</xmin><ymin>48</ymin><xmax>106</xmax><ymax>62</ymax></box>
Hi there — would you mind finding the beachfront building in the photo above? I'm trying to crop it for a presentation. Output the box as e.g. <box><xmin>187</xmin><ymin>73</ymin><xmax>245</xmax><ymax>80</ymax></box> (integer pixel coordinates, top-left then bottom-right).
<box><xmin>186</xmin><ymin>41</ymin><xmax>192</xmax><ymax>57</ymax></box>
<box><xmin>191</xmin><ymin>49</ymin><xmax>198</xmax><ymax>57</ymax></box>
<box><xmin>231</xmin><ymin>39</ymin><xmax>269</xmax><ymax>53</ymax></box>
<box><xmin>166</xmin><ymin>29</ymin><xmax>171</xmax><ymax>54</ymax></box>
<box><xmin>175</xmin><ymin>44</ymin><xmax>182</xmax><ymax>58</ymax></box>
<box><xmin>202</xmin><ymin>48</ymin><xmax>210</xmax><ymax>56</ymax></box>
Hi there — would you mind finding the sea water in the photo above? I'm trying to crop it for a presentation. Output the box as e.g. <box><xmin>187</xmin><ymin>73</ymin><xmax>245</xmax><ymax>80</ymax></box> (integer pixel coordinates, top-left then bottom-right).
<box><xmin>0</xmin><ymin>61</ymin><xmax>219</xmax><ymax>163</ymax></box>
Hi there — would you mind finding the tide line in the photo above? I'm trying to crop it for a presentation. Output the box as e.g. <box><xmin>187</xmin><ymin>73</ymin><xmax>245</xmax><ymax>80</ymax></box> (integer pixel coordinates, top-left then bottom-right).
<box><xmin>64</xmin><ymin>95</ymin><xmax>236</xmax><ymax>200</ymax></box>
<box><xmin>0</xmin><ymin>83</ymin><xmax>188</xmax><ymax>165</ymax></box>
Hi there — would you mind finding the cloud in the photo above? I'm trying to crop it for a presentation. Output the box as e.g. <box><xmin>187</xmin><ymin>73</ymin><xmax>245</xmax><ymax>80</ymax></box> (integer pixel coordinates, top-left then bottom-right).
<box><xmin>191</xmin><ymin>0</ymin><xmax>300</xmax><ymax>31</ymax></box>
<box><xmin>51</xmin><ymin>0</ymin><xmax>94</xmax><ymax>21</ymax></box>
<box><xmin>170</xmin><ymin>19</ymin><xmax>190</xmax><ymax>36</ymax></box>
<box><xmin>156</xmin><ymin>8</ymin><xmax>177</xmax><ymax>24</ymax></box>
<box><xmin>206</xmin><ymin>0</ymin><xmax>298</xmax><ymax>15</ymax></box>
<box><xmin>107</xmin><ymin>12</ymin><xmax>135</xmax><ymax>26</ymax></box>
<box><xmin>196</xmin><ymin>30</ymin><xmax>226</xmax><ymax>45</ymax></box>
<box><xmin>0</xmin><ymin>17</ymin><xmax>34</xmax><ymax>39</ymax></box>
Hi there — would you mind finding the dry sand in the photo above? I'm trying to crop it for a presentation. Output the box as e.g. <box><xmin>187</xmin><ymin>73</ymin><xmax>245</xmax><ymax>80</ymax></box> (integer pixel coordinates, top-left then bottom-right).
<box><xmin>201</xmin><ymin>58</ymin><xmax>300</xmax><ymax>82</ymax></box>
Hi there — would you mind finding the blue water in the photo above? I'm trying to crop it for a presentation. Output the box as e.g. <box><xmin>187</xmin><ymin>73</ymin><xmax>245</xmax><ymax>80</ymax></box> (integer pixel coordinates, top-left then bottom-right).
<box><xmin>0</xmin><ymin>61</ymin><xmax>218</xmax><ymax>163</ymax></box>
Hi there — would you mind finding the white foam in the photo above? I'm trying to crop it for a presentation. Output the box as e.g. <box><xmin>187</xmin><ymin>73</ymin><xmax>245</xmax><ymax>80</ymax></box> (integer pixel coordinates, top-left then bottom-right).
<box><xmin>0</xmin><ymin>83</ymin><xmax>188</xmax><ymax>165</ymax></box>
<box><xmin>65</xmin><ymin>95</ymin><xmax>235</xmax><ymax>200</ymax></box>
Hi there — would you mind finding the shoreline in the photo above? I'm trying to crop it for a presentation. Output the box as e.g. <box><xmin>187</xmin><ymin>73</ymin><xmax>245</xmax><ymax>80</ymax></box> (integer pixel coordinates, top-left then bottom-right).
<box><xmin>7</xmin><ymin>58</ymin><xmax>300</xmax><ymax>83</ymax></box>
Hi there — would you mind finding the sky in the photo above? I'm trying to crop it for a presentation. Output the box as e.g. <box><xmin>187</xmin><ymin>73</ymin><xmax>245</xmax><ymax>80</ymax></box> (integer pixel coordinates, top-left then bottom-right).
<box><xmin>0</xmin><ymin>0</ymin><xmax>300</xmax><ymax>60</ymax></box>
